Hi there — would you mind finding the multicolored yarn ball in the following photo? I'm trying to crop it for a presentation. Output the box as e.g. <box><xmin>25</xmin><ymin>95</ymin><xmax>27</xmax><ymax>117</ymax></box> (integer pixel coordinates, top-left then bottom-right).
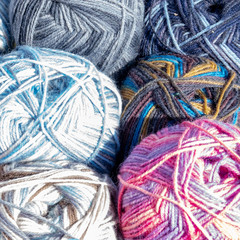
<box><xmin>141</xmin><ymin>0</ymin><xmax>240</xmax><ymax>74</ymax></box>
<box><xmin>118</xmin><ymin>119</ymin><xmax>240</xmax><ymax>240</ymax></box>
<box><xmin>0</xmin><ymin>0</ymin><xmax>13</xmax><ymax>53</ymax></box>
<box><xmin>9</xmin><ymin>0</ymin><xmax>145</xmax><ymax>76</ymax></box>
<box><xmin>0</xmin><ymin>45</ymin><xmax>122</xmax><ymax>174</ymax></box>
<box><xmin>0</xmin><ymin>163</ymin><xmax>119</xmax><ymax>239</ymax></box>
<box><xmin>120</xmin><ymin>54</ymin><xmax>240</xmax><ymax>159</ymax></box>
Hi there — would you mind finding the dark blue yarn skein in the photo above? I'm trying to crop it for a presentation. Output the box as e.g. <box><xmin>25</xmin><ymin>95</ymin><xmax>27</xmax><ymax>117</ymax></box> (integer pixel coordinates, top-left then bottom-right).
<box><xmin>141</xmin><ymin>0</ymin><xmax>240</xmax><ymax>75</ymax></box>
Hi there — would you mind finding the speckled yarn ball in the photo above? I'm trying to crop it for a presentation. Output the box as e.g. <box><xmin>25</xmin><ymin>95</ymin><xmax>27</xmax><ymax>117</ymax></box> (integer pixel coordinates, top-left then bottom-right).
<box><xmin>9</xmin><ymin>0</ymin><xmax>145</xmax><ymax>76</ymax></box>
<box><xmin>120</xmin><ymin>54</ymin><xmax>240</xmax><ymax>159</ymax></box>
<box><xmin>0</xmin><ymin>0</ymin><xmax>13</xmax><ymax>53</ymax></box>
<box><xmin>118</xmin><ymin>119</ymin><xmax>240</xmax><ymax>240</ymax></box>
<box><xmin>141</xmin><ymin>0</ymin><xmax>240</xmax><ymax>74</ymax></box>
<box><xmin>0</xmin><ymin>163</ymin><xmax>119</xmax><ymax>239</ymax></box>
<box><xmin>0</xmin><ymin>46</ymin><xmax>122</xmax><ymax>174</ymax></box>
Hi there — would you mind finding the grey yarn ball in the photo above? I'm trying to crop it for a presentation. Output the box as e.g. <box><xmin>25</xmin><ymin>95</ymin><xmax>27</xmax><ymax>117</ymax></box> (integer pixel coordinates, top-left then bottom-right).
<box><xmin>9</xmin><ymin>0</ymin><xmax>145</xmax><ymax>76</ymax></box>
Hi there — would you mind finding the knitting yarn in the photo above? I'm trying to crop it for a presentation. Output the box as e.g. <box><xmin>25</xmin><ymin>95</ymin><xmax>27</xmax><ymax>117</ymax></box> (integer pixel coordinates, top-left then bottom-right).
<box><xmin>9</xmin><ymin>0</ymin><xmax>145</xmax><ymax>76</ymax></box>
<box><xmin>118</xmin><ymin>119</ymin><xmax>240</xmax><ymax>240</ymax></box>
<box><xmin>0</xmin><ymin>162</ymin><xmax>119</xmax><ymax>239</ymax></box>
<box><xmin>141</xmin><ymin>0</ymin><xmax>240</xmax><ymax>74</ymax></box>
<box><xmin>0</xmin><ymin>0</ymin><xmax>13</xmax><ymax>53</ymax></box>
<box><xmin>120</xmin><ymin>54</ymin><xmax>240</xmax><ymax>159</ymax></box>
<box><xmin>0</xmin><ymin>45</ymin><xmax>121</xmax><ymax>174</ymax></box>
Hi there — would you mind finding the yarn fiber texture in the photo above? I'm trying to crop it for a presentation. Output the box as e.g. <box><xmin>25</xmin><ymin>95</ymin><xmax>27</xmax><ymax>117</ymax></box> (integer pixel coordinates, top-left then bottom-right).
<box><xmin>118</xmin><ymin>119</ymin><xmax>240</xmax><ymax>240</ymax></box>
<box><xmin>120</xmin><ymin>54</ymin><xmax>240</xmax><ymax>159</ymax></box>
<box><xmin>0</xmin><ymin>0</ymin><xmax>12</xmax><ymax>53</ymax></box>
<box><xmin>9</xmin><ymin>0</ymin><xmax>145</xmax><ymax>76</ymax></box>
<box><xmin>141</xmin><ymin>0</ymin><xmax>240</xmax><ymax>75</ymax></box>
<box><xmin>0</xmin><ymin>163</ymin><xmax>119</xmax><ymax>239</ymax></box>
<box><xmin>0</xmin><ymin>45</ymin><xmax>121</xmax><ymax>174</ymax></box>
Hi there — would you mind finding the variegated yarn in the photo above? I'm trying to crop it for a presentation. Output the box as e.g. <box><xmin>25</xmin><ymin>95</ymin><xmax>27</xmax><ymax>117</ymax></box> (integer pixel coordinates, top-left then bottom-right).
<box><xmin>120</xmin><ymin>54</ymin><xmax>240</xmax><ymax>159</ymax></box>
<box><xmin>118</xmin><ymin>119</ymin><xmax>240</xmax><ymax>239</ymax></box>
<box><xmin>0</xmin><ymin>46</ymin><xmax>121</xmax><ymax>174</ymax></box>
<box><xmin>0</xmin><ymin>163</ymin><xmax>119</xmax><ymax>239</ymax></box>
<box><xmin>141</xmin><ymin>0</ymin><xmax>240</xmax><ymax>75</ymax></box>
<box><xmin>9</xmin><ymin>0</ymin><xmax>145</xmax><ymax>76</ymax></box>
<box><xmin>0</xmin><ymin>0</ymin><xmax>13</xmax><ymax>53</ymax></box>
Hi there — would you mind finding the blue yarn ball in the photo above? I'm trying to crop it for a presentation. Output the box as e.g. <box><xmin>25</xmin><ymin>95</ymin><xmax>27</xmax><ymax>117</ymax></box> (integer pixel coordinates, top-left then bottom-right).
<box><xmin>141</xmin><ymin>0</ymin><xmax>240</xmax><ymax>75</ymax></box>
<box><xmin>0</xmin><ymin>0</ymin><xmax>13</xmax><ymax>53</ymax></box>
<box><xmin>0</xmin><ymin>46</ymin><xmax>122</xmax><ymax>174</ymax></box>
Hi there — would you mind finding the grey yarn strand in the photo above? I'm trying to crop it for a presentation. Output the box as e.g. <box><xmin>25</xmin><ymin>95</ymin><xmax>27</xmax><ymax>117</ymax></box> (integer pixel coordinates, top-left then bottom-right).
<box><xmin>9</xmin><ymin>0</ymin><xmax>145</xmax><ymax>76</ymax></box>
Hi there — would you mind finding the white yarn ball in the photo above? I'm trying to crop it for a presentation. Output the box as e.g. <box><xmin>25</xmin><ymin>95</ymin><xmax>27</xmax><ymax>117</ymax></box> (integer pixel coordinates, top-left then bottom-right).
<box><xmin>0</xmin><ymin>163</ymin><xmax>119</xmax><ymax>239</ymax></box>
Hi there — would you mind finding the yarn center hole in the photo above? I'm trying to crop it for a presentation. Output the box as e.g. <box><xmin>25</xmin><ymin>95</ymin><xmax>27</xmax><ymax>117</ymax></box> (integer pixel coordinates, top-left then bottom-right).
<box><xmin>208</xmin><ymin>3</ymin><xmax>225</xmax><ymax>15</ymax></box>
<box><xmin>218</xmin><ymin>166</ymin><xmax>240</xmax><ymax>181</ymax></box>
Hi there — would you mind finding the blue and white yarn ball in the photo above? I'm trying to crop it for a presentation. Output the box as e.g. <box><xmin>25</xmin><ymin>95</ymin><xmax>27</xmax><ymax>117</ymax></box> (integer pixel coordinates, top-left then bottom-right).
<box><xmin>0</xmin><ymin>46</ymin><xmax>122</xmax><ymax>174</ymax></box>
<box><xmin>0</xmin><ymin>0</ymin><xmax>12</xmax><ymax>53</ymax></box>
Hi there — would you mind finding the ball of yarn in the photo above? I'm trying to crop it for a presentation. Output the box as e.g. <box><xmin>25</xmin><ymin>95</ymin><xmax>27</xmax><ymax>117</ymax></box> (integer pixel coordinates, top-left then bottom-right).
<box><xmin>0</xmin><ymin>0</ymin><xmax>13</xmax><ymax>53</ymax></box>
<box><xmin>0</xmin><ymin>45</ymin><xmax>121</xmax><ymax>174</ymax></box>
<box><xmin>118</xmin><ymin>119</ymin><xmax>240</xmax><ymax>240</ymax></box>
<box><xmin>141</xmin><ymin>0</ymin><xmax>240</xmax><ymax>74</ymax></box>
<box><xmin>9</xmin><ymin>0</ymin><xmax>145</xmax><ymax>76</ymax></box>
<box><xmin>0</xmin><ymin>163</ymin><xmax>119</xmax><ymax>239</ymax></box>
<box><xmin>120</xmin><ymin>53</ymin><xmax>240</xmax><ymax>159</ymax></box>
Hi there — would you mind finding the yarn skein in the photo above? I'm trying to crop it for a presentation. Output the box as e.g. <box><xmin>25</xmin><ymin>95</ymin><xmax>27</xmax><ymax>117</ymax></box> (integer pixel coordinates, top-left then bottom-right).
<box><xmin>120</xmin><ymin>54</ymin><xmax>240</xmax><ymax>159</ymax></box>
<box><xmin>0</xmin><ymin>163</ymin><xmax>119</xmax><ymax>239</ymax></box>
<box><xmin>118</xmin><ymin>119</ymin><xmax>240</xmax><ymax>240</ymax></box>
<box><xmin>9</xmin><ymin>0</ymin><xmax>145</xmax><ymax>76</ymax></box>
<box><xmin>141</xmin><ymin>0</ymin><xmax>240</xmax><ymax>75</ymax></box>
<box><xmin>0</xmin><ymin>45</ymin><xmax>122</xmax><ymax>174</ymax></box>
<box><xmin>0</xmin><ymin>0</ymin><xmax>13</xmax><ymax>53</ymax></box>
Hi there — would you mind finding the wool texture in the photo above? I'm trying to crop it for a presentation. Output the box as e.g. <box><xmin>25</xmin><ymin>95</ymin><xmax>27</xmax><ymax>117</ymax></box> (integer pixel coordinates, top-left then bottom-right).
<box><xmin>141</xmin><ymin>0</ymin><xmax>240</xmax><ymax>75</ymax></box>
<box><xmin>120</xmin><ymin>54</ymin><xmax>240</xmax><ymax>159</ymax></box>
<box><xmin>118</xmin><ymin>119</ymin><xmax>240</xmax><ymax>240</ymax></box>
<box><xmin>0</xmin><ymin>45</ymin><xmax>122</xmax><ymax>174</ymax></box>
<box><xmin>9</xmin><ymin>0</ymin><xmax>145</xmax><ymax>76</ymax></box>
<box><xmin>0</xmin><ymin>0</ymin><xmax>12</xmax><ymax>54</ymax></box>
<box><xmin>0</xmin><ymin>163</ymin><xmax>119</xmax><ymax>239</ymax></box>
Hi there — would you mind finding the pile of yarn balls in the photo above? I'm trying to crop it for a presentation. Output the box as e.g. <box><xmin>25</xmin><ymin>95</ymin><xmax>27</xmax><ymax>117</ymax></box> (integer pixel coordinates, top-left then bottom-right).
<box><xmin>0</xmin><ymin>0</ymin><xmax>239</xmax><ymax>239</ymax></box>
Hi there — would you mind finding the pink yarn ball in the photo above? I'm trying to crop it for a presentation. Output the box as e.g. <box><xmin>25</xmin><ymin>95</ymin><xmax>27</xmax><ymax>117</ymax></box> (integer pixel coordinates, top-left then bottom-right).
<box><xmin>118</xmin><ymin>119</ymin><xmax>240</xmax><ymax>240</ymax></box>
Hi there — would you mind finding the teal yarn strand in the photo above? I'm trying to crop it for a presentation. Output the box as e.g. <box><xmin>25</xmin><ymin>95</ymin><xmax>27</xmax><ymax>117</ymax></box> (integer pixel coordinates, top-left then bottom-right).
<box><xmin>9</xmin><ymin>0</ymin><xmax>145</xmax><ymax>76</ymax></box>
<box><xmin>0</xmin><ymin>0</ymin><xmax>13</xmax><ymax>54</ymax></box>
<box><xmin>0</xmin><ymin>46</ymin><xmax>122</xmax><ymax>174</ymax></box>
<box><xmin>0</xmin><ymin>163</ymin><xmax>119</xmax><ymax>239</ymax></box>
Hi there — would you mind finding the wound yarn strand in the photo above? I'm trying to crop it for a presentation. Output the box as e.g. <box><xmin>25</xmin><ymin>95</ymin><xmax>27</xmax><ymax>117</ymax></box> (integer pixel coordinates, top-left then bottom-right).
<box><xmin>120</xmin><ymin>54</ymin><xmax>240</xmax><ymax>159</ymax></box>
<box><xmin>9</xmin><ymin>0</ymin><xmax>145</xmax><ymax>76</ymax></box>
<box><xmin>0</xmin><ymin>163</ymin><xmax>119</xmax><ymax>239</ymax></box>
<box><xmin>0</xmin><ymin>45</ymin><xmax>122</xmax><ymax>174</ymax></box>
<box><xmin>0</xmin><ymin>0</ymin><xmax>12</xmax><ymax>54</ymax></box>
<box><xmin>118</xmin><ymin>119</ymin><xmax>240</xmax><ymax>239</ymax></box>
<box><xmin>141</xmin><ymin>0</ymin><xmax>240</xmax><ymax>75</ymax></box>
